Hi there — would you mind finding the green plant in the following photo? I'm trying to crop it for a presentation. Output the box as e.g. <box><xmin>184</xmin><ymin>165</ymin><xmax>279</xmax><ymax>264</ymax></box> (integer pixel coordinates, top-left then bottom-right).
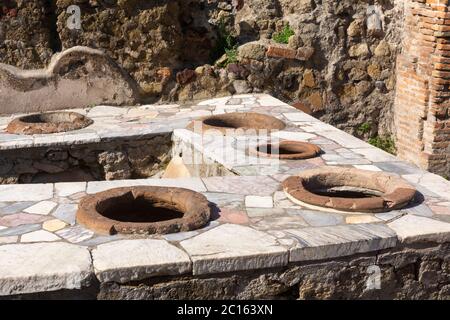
<box><xmin>357</xmin><ymin>122</ymin><xmax>371</xmax><ymax>135</ymax></box>
<box><xmin>223</xmin><ymin>47</ymin><xmax>238</xmax><ymax>66</ymax></box>
<box><xmin>368</xmin><ymin>135</ymin><xmax>396</xmax><ymax>155</ymax></box>
<box><xmin>272</xmin><ymin>24</ymin><xmax>295</xmax><ymax>44</ymax></box>
<box><xmin>211</xmin><ymin>19</ymin><xmax>237</xmax><ymax>65</ymax></box>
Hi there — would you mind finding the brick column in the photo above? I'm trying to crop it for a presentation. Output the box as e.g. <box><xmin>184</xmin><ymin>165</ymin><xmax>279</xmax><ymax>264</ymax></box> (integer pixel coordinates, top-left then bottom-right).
<box><xmin>394</xmin><ymin>0</ymin><xmax>450</xmax><ymax>176</ymax></box>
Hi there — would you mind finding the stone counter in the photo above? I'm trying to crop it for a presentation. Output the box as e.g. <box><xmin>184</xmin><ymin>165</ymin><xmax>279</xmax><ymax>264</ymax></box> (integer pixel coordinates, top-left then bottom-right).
<box><xmin>0</xmin><ymin>94</ymin><xmax>449</xmax><ymax>299</ymax></box>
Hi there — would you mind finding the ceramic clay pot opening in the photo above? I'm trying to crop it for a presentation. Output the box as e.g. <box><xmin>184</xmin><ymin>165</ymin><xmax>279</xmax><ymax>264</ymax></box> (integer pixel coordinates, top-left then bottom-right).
<box><xmin>77</xmin><ymin>186</ymin><xmax>211</xmax><ymax>235</ymax></box>
<box><xmin>249</xmin><ymin>140</ymin><xmax>322</xmax><ymax>160</ymax></box>
<box><xmin>6</xmin><ymin>111</ymin><xmax>93</xmax><ymax>135</ymax></box>
<box><xmin>311</xmin><ymin>186</ymin><xmax>383</xmax><ymax>198</ymax></box>
<box><xmin>282</xmin><ymin>166</ymin><xmax>417</xmax><ymax>213</ymax></box>
<box><xmin>187</xmin><ymin>112</ymin><xmax>286</xmax><ymax>135</ymax></box>
<box><xmin>96</xmin><ymin>193</ymin><xmax>186</xmax><ymax>223</ymax></box>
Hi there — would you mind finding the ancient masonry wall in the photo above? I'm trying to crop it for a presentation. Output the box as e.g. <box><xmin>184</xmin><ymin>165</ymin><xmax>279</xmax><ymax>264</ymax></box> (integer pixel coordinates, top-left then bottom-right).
<box><xmin>0</xmin><ymin>134</ymin><xmax>172</xmax><ymax>184</ymax></box>
<box><xmin>395</xmin><ymin>0</ymin><xmax>450</xmax><ymax>177</ymax></box>
<box><xmin>1</xmin><ymin>0</ymin><xmax>404</xmax><ymax>138</ymax></box>
<box><xmin>6</xmin><ymin>242</ymin><xmax>449</xmax><ymax>300</ymax></box>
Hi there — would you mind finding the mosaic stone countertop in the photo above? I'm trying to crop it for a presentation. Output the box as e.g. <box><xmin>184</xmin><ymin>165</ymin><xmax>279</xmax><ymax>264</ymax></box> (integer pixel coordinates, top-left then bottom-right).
<box><xmin>0</xmin><ymin>94</ymin><xmax>450</xmax><ymax>296</ymax></box>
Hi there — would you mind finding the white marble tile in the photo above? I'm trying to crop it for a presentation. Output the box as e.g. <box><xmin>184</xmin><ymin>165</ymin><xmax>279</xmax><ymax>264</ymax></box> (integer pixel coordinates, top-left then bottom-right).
<box><xmin>258</xmin><ymin>95</ymin><xmax>288</xmax><ymax>107</ymax></box>
<box><xmin>245</xmin><ymin>195</ymin><xmax>274</xmax><ymax>208</ymax></box>
<box><xmin>21</xmin><ymin>230</ymin><xmax>60</xmax><ymax>243</ymax></box>
<box><xmin>24</xmin><ymin>201</ymin><xmax>57</xmax><ymax>215</ymax></box>
<box><xmin>0</xmin><ymin>243</ymin><xmax>92</xmax><ymax>295</ymax></box>
<box><xmin>283</xmin><ymin>112</ymin><xmax>320</xmax><ymax>122</ymax></box>
<box><xmin>287</xmin><ymin>224</ymin><xmax>397</xmax><ymax>262</ymax></box>
<box><xmin>180</xmin><ymin>224</ymin><xmax>288</xmax><ymax>275</ymax></box>
<box><xmin>0</xmin><ymin>184</ymin><xmax>53</xmax><ymax>202</ymax></box>
<box><xmin>55</xmin><ymin>182</ymin><xmax>87</xmax><ymax>197</ymax></box>
<box><xmin>353</xmin><ymin>164</ymin><xmax>382</xmax><ymax>171</ymax></box>
<box><xmin>88</xmin><ymin>105</ymin><xmax>128</xmax><ymax>117</ymax></box>
<box><xmin>352</xmin><ymin>147</ymin><xmax>397</xmax><ymax>162</ymax></box>
<box><xmin>388</xmin><ymin>214</ymin><xmax>450</xmax><ymax>243</ymax></box>
<box><xmin>92</xmin><ymin>239</ymin><xmax>192</xmax><ymax>283</ymax></box>
<box><xmin>270</xmin><ymin>130</ymin><xmax>316</xmax><ymax>141</ymax></box>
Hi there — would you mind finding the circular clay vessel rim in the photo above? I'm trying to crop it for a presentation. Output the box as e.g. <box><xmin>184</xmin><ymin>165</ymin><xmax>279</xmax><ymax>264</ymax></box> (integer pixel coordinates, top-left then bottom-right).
<box><xmin>186</xmin><ymin>112</ymin><xmax>286</xmax><ymax>135</ymax></box>
<box><xmin>6</xmin><ymin>111</ymin><xmax>94</xmax><ymax>135</ymax></box>
<box><xmin>247</xmin><ymin>140</ymin><xmax>322</xmax><ymax>160</ymax></box>
<box><xmin>76</xmin><ymin>186</ymin><xmax>211</xmax><ymax>235</ymax></box>
<box><xmin>282</xmin><ymin>166</ymin><xmax>417</xmax><ymax>213</ymax></box>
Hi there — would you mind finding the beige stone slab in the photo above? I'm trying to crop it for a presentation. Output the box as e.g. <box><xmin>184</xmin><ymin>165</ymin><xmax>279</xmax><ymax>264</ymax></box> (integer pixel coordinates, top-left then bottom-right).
<box><xmin>388</xmin><ymin>214</ymin><xmax>450</xmax><ymax>243</ymax></box>
<box><xmin>180</xmin><ymin>224</ymin><xmax>288</xmax><ymax>275</ymax></box>
<box><xmin>0</xmin><ymin>243</ymin><xmax>92</xmax><ymax>296</ymax></box>
<box><xmin>92</xmin><ymin>239</ymin><xmax>192</xmax><ymax>283</ymax></box>
<box><xmin>286</xmin><ymin>224</ymin><xmax>397</xmax><ymax>262</ymax></box>
<box><xmin>0</xmin><ymin>184</ymin><xmax>53</xmax><ymax>202</ymax></box>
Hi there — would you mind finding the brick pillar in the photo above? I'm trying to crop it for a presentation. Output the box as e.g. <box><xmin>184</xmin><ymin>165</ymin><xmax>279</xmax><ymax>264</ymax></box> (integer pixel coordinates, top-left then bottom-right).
<box><xmin>395</xmin><ymin>0</ymin><xmax>450</xmax><ymax>177</ymax></box>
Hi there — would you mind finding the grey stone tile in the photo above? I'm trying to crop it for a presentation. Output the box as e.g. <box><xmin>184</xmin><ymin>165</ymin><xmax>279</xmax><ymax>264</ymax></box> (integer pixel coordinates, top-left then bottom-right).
<box><xmin>78</xmin><ymin>235</ymin><xmax>124</xmax><ymax>247</ymax></box>
<box><xmin>252</xmin><ymin>215</ymin><xmax>308</xmax><ymax>231</ymax></box>
<box><xmin>56</xmin><ymin>225</ymin><xmax>94</xmax><ymax>243</ymax></box>
<box><xmin>52</xmin><ymin>204</ymin><xmax>78</xmax><ymax>225</ymax></box>
<box><xmin>203</xmin><ymin>192</ymin><xmax>245</xmax><ymax>209</ymax></box>
<box><xmin>180</xmin><ymin>224</ymin><xmax>288</xmax><ymax>275</ymax></box>
<box><xmin>0</xmin><ymin>224</ymin><xmax>41</xmax><ymax>237</ymax></box>
<box><xmin>246</xmin><ymin>208</ymin><xmax>285</xmax><ymax>217</ymax></box>
<box><xmin>163</xmin><ymin>231</ymin><xmax>200</xmax><ymax>242</ymax></box>
<box><xmin>286</xmin><ymin>224</ymin><xmax>397</xmax><ymax>262</ymax></box>
<box><xmin>434</xmin><ymin>215</ymin><xmax>450</xmax><ymax>224</ymax></box>
<box><xmin>402</xmin><ymin>203</ymin><xmax>434</xmax><ymax>217</ymax></box>
<box><xmin>0</xmin><ymin>202</ymin><xmax>36</xmax><ymax>215</ymax></box>
<box><xmin>375</xmin><ymin>211</ymin><xmax>405</xmax><ymax>222</ymax></box>
<box><xmin>375</xmin><ymin>162</ymin><xmax>422</xmax><ymax>175</ymax></box>
<box><xmin>288</xmin><ymin>209</ymin><xmax>344</xmax><ymax>227</ymax></box>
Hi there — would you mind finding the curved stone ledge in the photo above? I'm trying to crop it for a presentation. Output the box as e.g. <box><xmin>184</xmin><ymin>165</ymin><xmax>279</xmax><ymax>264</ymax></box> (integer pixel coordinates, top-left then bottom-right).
<box><xmin>0</xmin><ymin>46</ymin><xmax>140</xmax><ymax>114</ymax></box>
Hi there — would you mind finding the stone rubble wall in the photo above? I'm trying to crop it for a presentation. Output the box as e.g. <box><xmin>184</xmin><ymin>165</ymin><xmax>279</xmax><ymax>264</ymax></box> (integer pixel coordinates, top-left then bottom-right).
<box><xmin>0</xmin><ymin>0</ymin><xmax>403</xmax><ymax>138</ymax></box>
<box><xmin>97</xmin><ymin>242</ymin><xmax>450</xmax><ymax>300</ymax></box>
<box><xmin>0</xmin><ymin>134</ymin><xmax>172</xmax><ymax>184</ymax></box>
<box><xmin>7</xmin><ymin>242</ymin><xmax>447</xmax><ymax>299</ymax></box>
<box><xmin>0</xmin><ymin>0</ymin><xmax>55</xmax><ymax>69</ymax></box>
<box><xmin>395</xmin><ymin>0</ymin><xmax>450</xmax><ymax>177</ymax></box>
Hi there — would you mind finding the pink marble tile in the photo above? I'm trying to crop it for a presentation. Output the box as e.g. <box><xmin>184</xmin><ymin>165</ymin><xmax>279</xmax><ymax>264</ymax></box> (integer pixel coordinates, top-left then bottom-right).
<box><xmin>0</xmin><ymin>213</ymin><xmax>49</xmax><ymax>227</ymax></box>
<box><xmin>429</xmin><ymin>205</ymin><xmax>450</xmax><ymax>216</ymax></box>
<box><xmin>203</xmin><ymin>176</ymin><xmax>279</xmax><ymax>195</ymax></box>
<box><xmin>218</xmin><ymin>208</ymin><xmax>249</xmax><ymax>225</ymax></box>
<box><xmin>306</xmin><ymin>157</ymin><xmax>326</xmax><ymax>166</ymax></box>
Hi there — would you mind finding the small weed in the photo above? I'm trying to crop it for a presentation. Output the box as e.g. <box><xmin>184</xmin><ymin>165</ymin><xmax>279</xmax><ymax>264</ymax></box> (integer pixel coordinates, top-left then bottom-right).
<box><xmin>211</xmin><ymin>19</ymin><xmax>237</xmax><ymax>64</ymax></box>
<box><xmin>368</xmin><ymin>135</ymin><xmax>396</xmax><ymax>155</ymax></box>
<box><xmin>272</xmin><ymin>24</ymin><xmax>295</xmax><ymax>44</ymax></box>
<box><xmin>357</xmin><ymin>122</ymin><xmax>372</xmax><ymax>135</ymax></box>
<box><xmin>223</xmin><ymin>47</ymin><xmax>238</xmax><ymax>66</ymax></box>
